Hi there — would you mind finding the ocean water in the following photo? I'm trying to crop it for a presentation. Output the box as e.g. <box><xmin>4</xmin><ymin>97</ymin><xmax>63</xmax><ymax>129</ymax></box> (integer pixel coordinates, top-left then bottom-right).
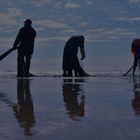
<box><xmin>1</xmin><ymin>74</ymin><xmax>140</xmax><ymax>140</ymax></box>
<box><xmin>0</xmin><ymin>38</ymin><xmax>133</xmax><ymax>76</ymax></box>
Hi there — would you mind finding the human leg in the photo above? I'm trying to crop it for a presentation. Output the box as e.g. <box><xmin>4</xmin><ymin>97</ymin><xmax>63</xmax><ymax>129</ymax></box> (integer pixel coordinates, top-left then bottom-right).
<box><xmin>25</xmin><ymin>55</ymin><xmax>32</xmax><ymax>77</ymax></box>
<box><xmin>17</xmin><ymin>53</ymin><xmax>25</xmax><ymax>77</ymax></box>
<box><xmin>74</xmin><ymin>70</ymin><xmax>79</xmax><ymax>77</ymax></box>
<box><xmin>67</xmin><ymin>69</ymin><xmax>73</xmax><ymax>77</ymax></box>
<box><xmin>138</xmin><ymin>59</ymin><xmax>140</xmax><ymax>75</ymax></box>
<box><xmin>133</xmin><ymin>56</ymin><xmax>138</xmax><ymax>76</ymax></box>
<box><xmin>63</xmin><ymin>70</ymin><xmax>67</xmax><ymax>77</ymax></box>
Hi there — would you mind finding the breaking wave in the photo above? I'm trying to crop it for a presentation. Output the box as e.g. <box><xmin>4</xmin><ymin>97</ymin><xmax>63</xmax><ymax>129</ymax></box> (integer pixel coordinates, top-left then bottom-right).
<box><xmin>0</xmin><ymin>70</ymin><xmax>134</xmax><ymax>79</ymax></box>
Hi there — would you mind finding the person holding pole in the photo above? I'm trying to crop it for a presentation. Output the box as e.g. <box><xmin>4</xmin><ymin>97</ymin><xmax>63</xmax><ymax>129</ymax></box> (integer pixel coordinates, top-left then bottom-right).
<box><xmin>131</xmin><ymin>39</ymin><xmax>140</xmax><ymax>76</ymax></box>
<box><xmin>12</xmin><ymin>19</ymin><xmax>36</xmax><ymax>77</ymax></box>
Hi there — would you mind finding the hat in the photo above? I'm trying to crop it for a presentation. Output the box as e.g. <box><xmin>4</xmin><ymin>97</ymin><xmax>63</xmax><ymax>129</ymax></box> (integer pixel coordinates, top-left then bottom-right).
<box><xmin>24</xmin><ymin>19</ymin><xmax>32</xmax><ymax>24</ymax></box>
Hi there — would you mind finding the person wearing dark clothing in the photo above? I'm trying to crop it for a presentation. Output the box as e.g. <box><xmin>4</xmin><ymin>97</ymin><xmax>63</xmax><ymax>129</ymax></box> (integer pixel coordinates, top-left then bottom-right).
<box><xmin>62</xmin><ymin>35</ymin><xmax>89</xmax><ymax>77</ymax></box>
<box><xmin>13</xmin><ymin>19</ymin><xmax>36</xmax><ymax>77</ymax></box>
<box><xmin>131</xmin><ymin>39</ymin><xmax>140</xmax><ymax>76</ymax></box>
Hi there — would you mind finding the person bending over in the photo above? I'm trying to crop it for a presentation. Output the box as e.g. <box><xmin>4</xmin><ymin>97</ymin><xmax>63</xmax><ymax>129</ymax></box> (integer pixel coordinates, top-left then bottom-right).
<box><xmin>62</xmin><ymin>35</ymin><xmax>89</xmax><ymax>77</ymax></box>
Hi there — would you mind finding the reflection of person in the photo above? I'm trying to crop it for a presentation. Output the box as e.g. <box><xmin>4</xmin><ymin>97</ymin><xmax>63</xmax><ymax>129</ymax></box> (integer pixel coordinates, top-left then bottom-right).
<box><xmin>62</xmin><ymin>35</ymin><xmax>89</xmax><ymax>77</ymax></box>
<box><xmin>62</xmin><ymin>78</ymin><xmax>85</xmax><ymax>120</ymax></box>
<box><xmin>131</xmin><ymin>39</ymin><xmax>140</xmax><ymax>76</ymax></box>
<box><xmin>132</xmin><ymin>77</ymin><xmax>140</xmax><ymax>116</ymax></box>
<box><xmin>13</xmin><ymin>19</ymin><xmax>36</xmax><ymax>77</ymax></box>
<box><xmin>13</xmin><ymin>79</ymin><xmax>35</xmax><ymax>136</ymax></box>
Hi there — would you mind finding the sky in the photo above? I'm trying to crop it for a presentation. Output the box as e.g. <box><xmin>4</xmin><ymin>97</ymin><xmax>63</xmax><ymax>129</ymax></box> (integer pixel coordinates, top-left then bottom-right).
<box><xmin>1</xmin><ymin>0</ymin><xmax>140</xmax><ymax>73</ymax></box>
<box><xmin>0</xmin><ymin>0</ymin><xmax>140</xmax><ymax>43</ymax></box>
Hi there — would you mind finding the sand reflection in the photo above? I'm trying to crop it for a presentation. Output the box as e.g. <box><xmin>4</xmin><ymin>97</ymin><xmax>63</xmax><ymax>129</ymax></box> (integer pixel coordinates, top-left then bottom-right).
<box><xmin>132</xmin><ymin>77</ymin><xmax>140</xmax><ymax>116</ymax></box>
<box><xmin>62</xmin><ymin>78</ymin><xmax>85</xmax><ymax>121</ymax></box>
<box><xmin>13</xmin><ymin>79</ymin><xmax>35</xmax><ymax>136</ymax></box>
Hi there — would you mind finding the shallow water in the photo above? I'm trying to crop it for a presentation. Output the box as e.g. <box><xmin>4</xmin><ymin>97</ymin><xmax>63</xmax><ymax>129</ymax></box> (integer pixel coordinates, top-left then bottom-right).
<box><xmin>0</xmin><ymin>73</ymin><xmax>140</xmax><ymax>140</ymax></box>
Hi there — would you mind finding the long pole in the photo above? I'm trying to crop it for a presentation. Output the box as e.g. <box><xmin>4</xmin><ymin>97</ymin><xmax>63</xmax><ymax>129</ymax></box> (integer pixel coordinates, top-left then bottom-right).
<box><xmin>122</xmin><ymin>65</ymin><xmax>133</xmax><ymax>76</ymax></box>
<box><xmin>0</xmin><ymin>48</ymin><xmax>16</xmax><ymax>61</ymax></box>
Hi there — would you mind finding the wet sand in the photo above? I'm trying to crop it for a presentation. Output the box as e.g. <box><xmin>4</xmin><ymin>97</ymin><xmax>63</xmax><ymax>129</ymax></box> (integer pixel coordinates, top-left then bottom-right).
<box><xmin>0</xmin><ymin>74</ymin><xmax>140</xmax><ymax>140</ymax></box>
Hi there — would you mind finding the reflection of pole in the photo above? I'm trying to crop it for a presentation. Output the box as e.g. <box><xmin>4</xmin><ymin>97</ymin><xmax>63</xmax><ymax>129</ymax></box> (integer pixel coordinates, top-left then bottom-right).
<box><xmin>13</xmin><ymin>79</ymin><xmax>35</xmax><ymax>136</ymax></box>
<box><xmin>0</xmin><ymin>48</ymin><xmax>17</xmax><ymax>61</ymax></box>
<box><xmin>123</xmin><ymin>65</ymin><xmax>133</xmax><ymax>76</ymax></box>
<box><xmin>63</xmin><ymin>78</ymin><xmax>85</xmax><ymax>120</ymax></box>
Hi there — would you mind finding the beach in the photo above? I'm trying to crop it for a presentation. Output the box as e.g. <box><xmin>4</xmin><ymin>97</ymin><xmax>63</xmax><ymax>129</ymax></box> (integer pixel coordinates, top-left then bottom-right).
<box><xmin>0</xmin><ymin>73</ymin><xmax>140</xmax><ymax>140</ymax></box>
<box><xmin>1</xmin><ymin>1</ymin><xmax>140</xmax><ymax>139</ymax></box>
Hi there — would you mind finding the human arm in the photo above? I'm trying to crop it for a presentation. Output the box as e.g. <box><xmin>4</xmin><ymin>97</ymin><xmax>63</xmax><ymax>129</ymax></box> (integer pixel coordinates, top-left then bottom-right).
<box><xmin>78</xmin><ymin>35</ymin><xmax>85</xmax><ymax>60</ymax></box>
<box><xmin>80</xmin><ymin>47</ymin><xmax>85</xmax><ymax>60</ymax></box>
<box><xmin>12</xmin><ymin>29</ymin><xmax>22</xmax><ymax>49</ymax></box>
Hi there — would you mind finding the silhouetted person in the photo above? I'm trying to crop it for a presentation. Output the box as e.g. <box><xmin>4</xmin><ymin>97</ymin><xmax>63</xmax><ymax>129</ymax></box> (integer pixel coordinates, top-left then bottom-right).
<box><xmin>13</xmin><ymin>79</ymin><xmax>35</xmax><ymax>136</ymax></box>
<box><xmin>62</xmin><ymin>35</ymin><xmax>89</xmax><ymax>77</ymax></box>
<box><xmin>132</xmin><ymin>77</ymin><xmax>140</xmax><ymax>116</ymax></box>
<box><xmin>62</xmin><ymin>78</ymin><xmax>85</xmax><ymax>120</ymax></box>
<box><xmin>13</xmin><ymin>19</ymin><xmax>36</xmax><ymax>77</ymax></box>
<box><xmin>131</xmin><ymin>39</ymin><xmax>140</xmax><ymax>76</ymax></box>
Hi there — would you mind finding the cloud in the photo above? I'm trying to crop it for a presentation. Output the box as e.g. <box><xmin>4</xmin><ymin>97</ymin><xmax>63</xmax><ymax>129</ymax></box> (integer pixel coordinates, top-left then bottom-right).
<box><xmin>115</xmin><ymin>16</ymin><xmax>140</xmax><ymax>22</ymax></box>
<box><xmin>86</xmin><ymin>28</ymin><xmax>138</xmax><ymax>43</ymax></box>
<box><xmin>0</xmin><ymin>8</ymin><xmax>23</xmax><ymax>26</ymax></box>
<box><xmin>64</xmin><ymin>3</ymin><xmax>80</xmax><ymax>9</ymax></box>
<box><xmin>30</xmin><ymin>0</ymin><xmax>51</xmax><ymax>7</ymax></box>
<box><xmin>0</xmin><ymin>8</ymin><xmax>24</xmax><ymax>34</ymax></box>
<box><xmin>85</xmin><ymin>0</ymin><xmax>93</xmax><ymax>5</ymax></box>
<box><xmin>0</xmin><ymin>38</ymin><xmax>14</xmax><ymax>48</ymax></box>
<box><xmin>0</xmin><ymin>0</ymin><xmax>52</xmax><ymax>7</ymax></box>
<box><xmin>35</xmin><ymin>18</ymin><xmax>80</xmax><ymax>36</ymax></box>
<box><xmin>30</xmin><ymin>0</ymin><xmax>80</xmax><ymax>9</ymax></box>
<box><xmin>35</xmin><ymin>19</ymin><xmax>71</xmax><ymax>29</ymax></box>
<box><xmin>38</xmin><ymin>36</ymin><xmax>69</xmax><ymax>42</ymax></box>
<box><xmin>5</xmin><ymin>8</ymin><xmax>23</xmax><ymax>17</ymax></box>
<box><xmin>0</xmin><ymin>0</ymin><xmax>139</xmax><ymax>45</ymax></box>
<box><xmin>54</xmin><ymin>1</ymin><xmax>63</xmax><ymax>8</ymax></box>
<box><xmin>128</xmin><ymin>0</ymin><xmax>140</xmax><ymax>3</ymax></box>
<box><xmin>0</xmin><ymin>13</ymin><xmax>17</xmax><ymax>25</ymax></box>
<box><xmin>0</xmin><ymin>0</ymin><xmax>26</xmax><ymax>6</ymax></box>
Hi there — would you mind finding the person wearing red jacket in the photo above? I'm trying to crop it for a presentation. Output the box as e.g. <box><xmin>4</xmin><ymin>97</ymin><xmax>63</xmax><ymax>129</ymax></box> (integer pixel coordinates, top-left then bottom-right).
<box><xmin>131</xmin><ymin>39</ymin><xmax>140</xmax><ymax>76</ymax></box>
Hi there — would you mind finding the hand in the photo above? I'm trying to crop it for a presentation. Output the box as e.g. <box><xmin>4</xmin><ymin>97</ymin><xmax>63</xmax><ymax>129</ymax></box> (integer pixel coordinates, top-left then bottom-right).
<box><xmin>12</xmin><ymin>45</ymin><xmax>18</xmax><ymax>50</ymax></box>
<box><xmin>81</xmin><ymin>56</ymin><xmax>85</xmax><ymax>60</ymax></box>
<box><xmin>81</xmin><ymin>54</ymin><xmax>85</xmax><ymax>60</ymax></box>
<box><xmin>80</xmin><ymin>49</ymin><xmax>85</xmax><ymax>60</ymax></box>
